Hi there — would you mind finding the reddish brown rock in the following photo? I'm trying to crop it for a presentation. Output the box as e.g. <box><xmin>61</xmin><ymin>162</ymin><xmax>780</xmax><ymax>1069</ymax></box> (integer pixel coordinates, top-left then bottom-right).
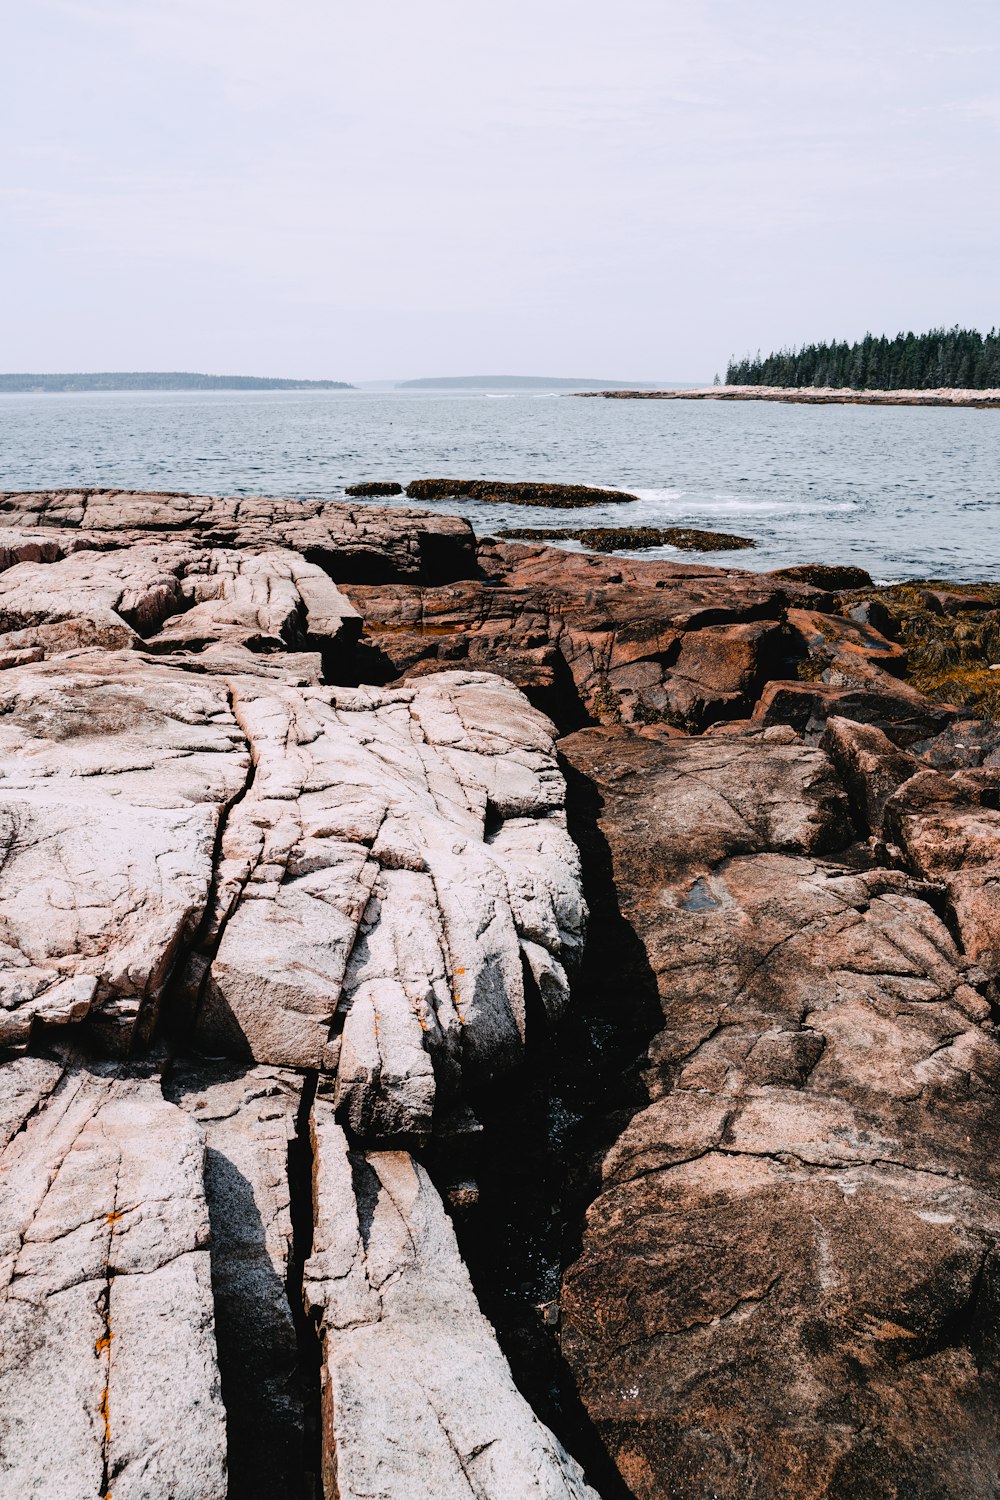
<box><xmin>883</xmin><ymin>767</ymin><xmax>1000</xmax><ymax>978</ymax></box>
<box><xmin>820</xmin><ymin>716</ymin><xmax>920</xmax><ymax>834</ymax></box>
<box><xmin>786</xmin><ymin>606</ymin><xmax>908</xmax><ymax>676</ymax></box>
<box><xmin>349</xmin><ymin>542</ymin><xmax>821</xmax><ymax>730</ymax></box>
<box><xmin>920</xmin><ymin>588</ymin><xmax>993</xmax><ymax>615</ymax></box>
<box><xmin>557</xmin><ymin>726</ymin><xmax>1000</xmax><ymax>1499</ymax></box>
<box><xmin>752</xmin><ymin>677</ymin><xmax>954</xmax><ymax>745</ymax></box>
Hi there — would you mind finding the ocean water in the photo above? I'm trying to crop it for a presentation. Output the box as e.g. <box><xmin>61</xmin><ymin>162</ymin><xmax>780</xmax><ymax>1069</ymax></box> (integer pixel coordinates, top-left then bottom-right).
<box><xmin>0</xmin><ymin>388</ymin><xmax>997</xmax><ymax>580</ymax></box>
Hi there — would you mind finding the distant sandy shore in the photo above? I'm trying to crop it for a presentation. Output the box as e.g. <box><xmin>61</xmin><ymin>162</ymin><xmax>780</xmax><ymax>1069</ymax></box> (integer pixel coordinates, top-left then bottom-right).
<box><xmin>576</xmin><ymin>384</ymin><xmax>1000</xmax><ymax>407</ymax></box>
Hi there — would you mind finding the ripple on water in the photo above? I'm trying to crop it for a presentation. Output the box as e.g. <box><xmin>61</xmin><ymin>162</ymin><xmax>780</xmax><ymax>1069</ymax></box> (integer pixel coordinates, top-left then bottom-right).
<box><xmin>0</xmin><ymin>390</ymin><xmax>996</xmax><ymax>580</ymax></box>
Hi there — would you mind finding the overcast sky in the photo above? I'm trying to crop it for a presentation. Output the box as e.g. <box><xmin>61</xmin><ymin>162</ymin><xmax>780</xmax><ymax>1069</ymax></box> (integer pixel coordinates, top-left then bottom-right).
<box><xmin>2</xmin><ymin>1</ymin><xmax>998</xmax><ymax>381</ymax></box>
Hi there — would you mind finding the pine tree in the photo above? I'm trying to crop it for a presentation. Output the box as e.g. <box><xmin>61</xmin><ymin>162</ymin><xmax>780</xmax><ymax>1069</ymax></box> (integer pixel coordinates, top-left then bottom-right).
<box><xmin>725</xmin><ymin>326</ymin><xmax>1000</xmax><ymax>390</ymax></box>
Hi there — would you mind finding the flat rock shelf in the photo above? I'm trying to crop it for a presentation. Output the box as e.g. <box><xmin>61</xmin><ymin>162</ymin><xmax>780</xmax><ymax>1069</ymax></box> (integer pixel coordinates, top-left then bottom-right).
<box><xmin>576</xmin><ymin>384</ymin><xmax>1000</xmax><ymax>407</ymax></box>
<box><xmin>0</xmin><ymin>486</ymin><xmax>999</xmax><ymax>1499</ymax></box>
<box><xmin>498</xmin><ymin>525</ymin><xmax>756</xmax><ymax>553</ymax></box>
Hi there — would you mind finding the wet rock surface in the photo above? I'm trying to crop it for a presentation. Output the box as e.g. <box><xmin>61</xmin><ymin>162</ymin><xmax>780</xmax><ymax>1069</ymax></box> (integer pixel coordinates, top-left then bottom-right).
<box><xmin>498</xmin><ymin>525</ymin><xmax>757</xmax><ymax>553</ymax></box>
<box><xmin>0</xmin><ymin>486</ymin><xmax>997</xmax><ymax>1498</ymax></box>
<box><xmin>405</xmin><ymin>479</ymin><xmax>639</xmax><ymax>507</ymax></box>
<box><xmin>344</xmin><ymin>482</ymin><xmax>403</xmax><ymax>497</ymax></box>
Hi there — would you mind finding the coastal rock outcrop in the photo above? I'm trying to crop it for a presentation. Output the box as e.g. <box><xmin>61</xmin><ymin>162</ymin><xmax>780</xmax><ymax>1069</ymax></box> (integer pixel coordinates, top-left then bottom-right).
<box><xmin>557</xmin><ymin>726</ymin><xmax>1000</xmax><ymax>1499</ymax></box>
<box><xmin>0</xmin><ymin>485</ymin><xmax>998</xmax><ymax>1498</ymax></box>
<box><xmin>304</xmin><ymin>1098</ymin><xmax>598</xmax><ymax>1499</ymax></box>
<box><xmin>405</xmin><ymin>479</ymin><xmax>639</xmax><ymax>507</ymax></box>
<box><xmin>0</xmin><ymin>1060</ymin><xmax>227</xmax><ymax>1500</ymax></box>
<box><xmin>499</xmin><ymin>525</ymin><xmax>757</xmax><ymax>553</ymax></box>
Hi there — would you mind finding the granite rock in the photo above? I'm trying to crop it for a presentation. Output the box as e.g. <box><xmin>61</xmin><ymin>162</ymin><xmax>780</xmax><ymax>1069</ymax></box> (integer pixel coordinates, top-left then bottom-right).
<box><xmin>0</xmin><ymin>1063</ymin><xmax>227</xmax><ymax>1500</ymax></box>
<box><xmin>558</xmin><ymin>725</ymin><xmax>1000</xmax><ymax>1499</ymax></box>
<box><xmin>304</xmin><ymin>1097</ymin><xmax>598</xmax><ymax>1499</ymax></box>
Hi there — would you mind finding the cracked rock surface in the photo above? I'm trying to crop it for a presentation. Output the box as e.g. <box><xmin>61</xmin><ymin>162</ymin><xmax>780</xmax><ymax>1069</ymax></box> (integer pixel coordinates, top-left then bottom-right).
<box><xmin>0</xmin><ymin>487</ymin><xmax>998</xmax><ymax>1498</ymax></box>
<box><xmin>558</xmin><ymin>725</ymin><xmax>1000</xmax><ymax>1498</ymax></box>
<box><xmin>0</xmin><ymin>1058</ymin><xmax>227</xmax><ymax>1500</ymax></box>
<box><xmin>305</xmin><ymin>1097</ymin><xmax>597</xmax><ymax>1499</ymax></box>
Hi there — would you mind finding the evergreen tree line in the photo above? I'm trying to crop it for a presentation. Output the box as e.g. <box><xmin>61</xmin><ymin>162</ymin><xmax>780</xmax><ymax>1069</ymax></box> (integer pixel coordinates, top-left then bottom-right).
<box><xmin>725</xmin><ymin>326</ymin><xmax>1000</xmax><ymax>390</ymax></box>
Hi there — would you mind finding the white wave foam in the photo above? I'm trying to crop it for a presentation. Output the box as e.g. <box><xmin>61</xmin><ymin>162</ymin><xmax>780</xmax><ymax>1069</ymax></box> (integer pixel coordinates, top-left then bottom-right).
<box><xmin>630</xmin><ymin>488</ymin><xmax>856</xmax><ymax>515</ymax></box>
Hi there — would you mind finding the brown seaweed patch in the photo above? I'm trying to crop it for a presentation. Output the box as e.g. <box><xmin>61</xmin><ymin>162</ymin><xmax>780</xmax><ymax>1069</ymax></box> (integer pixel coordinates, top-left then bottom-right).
<box><xmin>405</xmin><ymin>479</ymin><xmax>638</xmax><ymax>507</ymax></box>
<box><xmin>344</xmin><ymin>482</ymin><xmax>403</xmax><ymax>497</ymax></box>
<box><xmin>773</xmin><ymin>564</ymin><xmax>874</xmax><ymax>589</ymax></box>
<box><xmin>497</xmin><ymin>525</ymin><xmax>756</xmax><ymax>552</ymax></box>
<box><xmin>845</xmin><ymin>581</ymin><xmax>1000</xmax><ymax>721</ymax></box>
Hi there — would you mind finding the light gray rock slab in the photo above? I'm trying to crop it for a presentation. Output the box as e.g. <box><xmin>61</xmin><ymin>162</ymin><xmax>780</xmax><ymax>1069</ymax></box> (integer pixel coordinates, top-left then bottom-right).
<box><xmin>0</xmin><ymin>1054</ymin><xmax>65</xmax><ymax>1149</ymax></box>
<box><xmin>0</xmin><ymin>1066</ymin><xmax>226</xmax><ymax>1500</ymax></box>
<box><xmin>0</xmin><ymin>540</ymin><xmax>360</xmax><ymax>665</ymax></box>
<box><xmin>304</xmin><ymin>1099</ymin><xmax>598</xmax><ymax>1500</ymax></box>
<box><xmin>0</xmin><ymin>490</ymin><xmax>477</xmax><ymax>583</ymax></box>
<box><xmin>166</xmin><ymin>1063</ymin><xmax>310</xmax><ymax>1500</ymax></box>
<box><xmin>194</xmin><ymin>671</ymin><xmax>586</xmax><ymax>1139</ymax></box>
<box><xmin>0</xmin><ymin>654</ymin><xmax>250</xmax><ymax>1051</ymax></box>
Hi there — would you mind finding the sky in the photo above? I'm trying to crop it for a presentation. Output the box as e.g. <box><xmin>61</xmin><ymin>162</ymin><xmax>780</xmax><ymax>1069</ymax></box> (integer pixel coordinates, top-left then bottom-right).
<box><xmin>1</xmin><ymin>0</ymin><xmax>998</xmax><ymax>382</ymax></box>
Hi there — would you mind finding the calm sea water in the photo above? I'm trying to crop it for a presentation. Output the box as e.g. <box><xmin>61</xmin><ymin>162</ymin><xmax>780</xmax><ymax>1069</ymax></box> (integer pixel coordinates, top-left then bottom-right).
<box><xmin>0</xmin><ymin>389</ymin><xmax>997</xmax><ymax>580</ymax></box>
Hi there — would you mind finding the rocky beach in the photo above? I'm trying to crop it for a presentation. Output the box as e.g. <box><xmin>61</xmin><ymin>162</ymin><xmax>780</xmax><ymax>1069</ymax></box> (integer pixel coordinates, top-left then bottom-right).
<box><xmin>0</xmin><ymin>487</ymin><xmax>999</xmax><ymax>1498</ymax></box>
<box><xmin>578</xmin><ymin>386</ymin><xmax>1000</xmax><ymax>407</ymax></box>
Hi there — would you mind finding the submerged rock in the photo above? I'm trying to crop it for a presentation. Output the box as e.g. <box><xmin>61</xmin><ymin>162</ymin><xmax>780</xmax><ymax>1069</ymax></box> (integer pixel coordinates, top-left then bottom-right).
<box><xmin>405</xmin><ymin>478</ymin><xmax>639</xmax><ymax>506</ymax></box>
<box><xmin>344</xmin><ymin>481</ymin><xmax>404</xmax><ymax>496</ymax></box>
<box><xmin>498</xmin><ymin>525</ymin><xmax>757</xmax><ymax>552</ymax></box>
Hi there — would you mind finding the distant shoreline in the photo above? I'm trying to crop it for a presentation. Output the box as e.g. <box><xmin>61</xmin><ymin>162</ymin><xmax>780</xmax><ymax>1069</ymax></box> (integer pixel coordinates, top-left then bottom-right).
<box><xmin>0</xmin><ymin>372</ymin><xmax>353</xmax><ymax>393</ymax></box>
<box><xmin>575</xmin><ymin>384</ymin><xmax>1000</xmax><ymax>408</ymax></box>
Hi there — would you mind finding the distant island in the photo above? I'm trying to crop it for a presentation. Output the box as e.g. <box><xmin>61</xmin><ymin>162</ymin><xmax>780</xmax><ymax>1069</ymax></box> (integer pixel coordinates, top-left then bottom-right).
<box><xmin>396</xmin><ymin>375</ymin><xmax>659</xmax><ymax>390</ymax></box>
<box><xmin>726</xmin><ymin>326</ymin><xmax>1000</xmax><ymax>390</ymax></box>
<box><xmin>0</xmin><ymin>372</ymin><xmax>354</xmax><ymax>393</ymax></box>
